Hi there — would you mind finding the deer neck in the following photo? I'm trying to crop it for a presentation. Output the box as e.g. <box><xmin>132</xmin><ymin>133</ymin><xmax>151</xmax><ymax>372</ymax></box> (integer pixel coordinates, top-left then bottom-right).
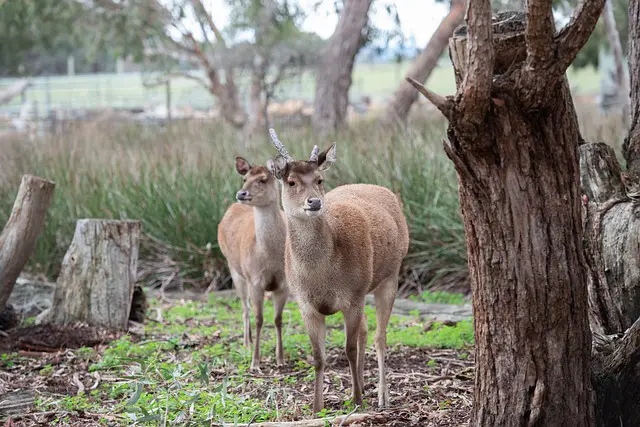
<box><xmin>253</xmin><ymin>204</ymin><xmax>285</xmax><ymax>252</ymax></box>
<box><xmin>286</xmin><ymin>216</ymin><xmax>333</xmax><ymax>264</ymax></box>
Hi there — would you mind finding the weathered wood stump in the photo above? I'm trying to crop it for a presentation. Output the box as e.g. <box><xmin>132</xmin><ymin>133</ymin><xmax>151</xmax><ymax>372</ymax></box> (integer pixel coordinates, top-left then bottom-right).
<box><xmin>580</xmin><ymin>143</ymin><xmax>640</xmax><ymax>336</ymax></box>
<box><xmin>40</xmin><ymin>219</ymin><xmax>141</xmax><ymax>330</ymax></box>
<box><xmin>0</xmin><ymin>175</ymin><xmax>55</xmax><ymax>310</ymax></box>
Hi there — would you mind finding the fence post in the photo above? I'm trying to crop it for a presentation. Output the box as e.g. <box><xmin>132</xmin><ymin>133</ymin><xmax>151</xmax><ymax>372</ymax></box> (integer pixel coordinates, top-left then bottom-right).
<box><xmin>166</xmin><ymin>79</ymin><xmax>172</xmax><ymax>129</ymax></box>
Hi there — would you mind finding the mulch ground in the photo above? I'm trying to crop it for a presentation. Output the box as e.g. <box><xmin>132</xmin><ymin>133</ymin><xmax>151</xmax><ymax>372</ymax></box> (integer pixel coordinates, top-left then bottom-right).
<box><xmin>0</xmin><ymin>323</ymin><xmax>473</xmax><ymax>426</ymax></box>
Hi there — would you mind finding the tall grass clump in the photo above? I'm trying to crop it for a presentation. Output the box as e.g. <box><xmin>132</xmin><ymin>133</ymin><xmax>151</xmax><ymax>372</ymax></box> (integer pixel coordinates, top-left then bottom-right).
<box><xmin>0</xmin><ymin>117</ymin><xmax>465</xmax><ymax>289</ymax></box>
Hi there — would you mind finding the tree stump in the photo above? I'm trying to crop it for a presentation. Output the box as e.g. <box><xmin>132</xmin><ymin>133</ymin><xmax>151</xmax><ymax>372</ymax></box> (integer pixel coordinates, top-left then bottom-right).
<box><xmin>41</xmin><ymin>219</ymin><xmax>141</xmax><ymax>330</ymax></box>
<box><xmin>0</xmin><ymin>175</ymin><xmax>55</xmax><ymax>310</ymax></box>
<box><xmin>580</xmin><ymin>143</ymin><xmax>640</xmax><ymax>335</ymax></box>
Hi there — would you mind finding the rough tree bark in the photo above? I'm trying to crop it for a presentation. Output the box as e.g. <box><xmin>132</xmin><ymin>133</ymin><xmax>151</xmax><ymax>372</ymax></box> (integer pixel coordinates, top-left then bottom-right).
<box><xmin>408</xmin><ymin>3</ymin><xmax>605</xmax><ymax>425</ymax></box>
<box><xmin>382</xmin><ymin>0</ymin><xmax>465</xmax><ymax>124</ymax></box>
<box><xmin>40</xmin><ymin>219</ymin><xmax>141</xmax><ymax>330</ymax></box>
<box><xmin>0</xmin><ymin>175</ymin><xmax>55</xmax><ymax>310</ymax></box>
<box><xmin>602</xmin><ymin>0</ymin><xmax>630</xmax><ymax>127</ymax></box>
<box><xmin>312</xmin><ymin>0</ymin><xmax>373</xmax><ymax>133</ymax></box>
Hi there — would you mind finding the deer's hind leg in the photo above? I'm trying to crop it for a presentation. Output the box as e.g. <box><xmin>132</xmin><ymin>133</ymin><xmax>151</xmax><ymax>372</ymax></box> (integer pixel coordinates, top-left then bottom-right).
<box><xmin>231</xmin><ymin>269</ymin><xmax>251</xmax><ymax>347</ymax></box>
<box><xmin>373</xmin><ymin>275</ymin><xmax>398</xmax><ymax>408</ymax></box>
<box><xmin>357</xmin><ymin>312</ymin><xmax>367</xmax><ymax>396</ymax></box>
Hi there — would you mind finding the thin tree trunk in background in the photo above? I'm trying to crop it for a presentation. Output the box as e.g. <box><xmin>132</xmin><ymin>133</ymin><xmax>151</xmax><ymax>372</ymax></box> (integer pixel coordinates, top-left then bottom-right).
<box><xmin>382</xmin><ymin>0</ymin><xmax>465</xmax><ymax>124</ymax></box>
<box><xmin>214</xmin><ymin>68</ymin><xmax>247</xmax><ymax>129</ymax></box>
<box><xmin>248</xmin><ymin>56</ymin><xmax>267</xmax><ymax>135</ymax></box>
<box><xmin>602</xmin><ymin>0</ymin><xmax>630</xmax><ymax>128</ymax></box>
<box><xmin>0</xmin><ymin>175</ymin><xmax>55</xmax><ymax>311</ymax></box>
<box><xmin>312</xmin><ymin>0</ymin><xmax>373</xmax><ymax>134</ymax></box>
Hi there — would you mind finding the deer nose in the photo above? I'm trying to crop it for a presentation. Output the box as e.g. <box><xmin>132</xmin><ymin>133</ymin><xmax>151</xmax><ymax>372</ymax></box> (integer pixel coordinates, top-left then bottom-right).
<box><xmin>236</xmin><ymin>190</ymin><xmax>250</xmax><ymax>201</ymax></box>
<box><xmin>306</xmin><ymin>198</ymin><xmax>322</xmax><ymax>211</ymax></box>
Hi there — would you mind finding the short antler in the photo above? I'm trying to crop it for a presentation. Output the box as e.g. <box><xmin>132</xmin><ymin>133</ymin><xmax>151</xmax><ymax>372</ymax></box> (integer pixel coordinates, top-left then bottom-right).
<box><xmin>309</xmin><ymin>145</ymin><xmax>320</xmax><ymax>163</ymax></box>
<box><xmin>268</xmin><ymin>128</ymin><xmax>294</xmax><ymax>162</ymax></box>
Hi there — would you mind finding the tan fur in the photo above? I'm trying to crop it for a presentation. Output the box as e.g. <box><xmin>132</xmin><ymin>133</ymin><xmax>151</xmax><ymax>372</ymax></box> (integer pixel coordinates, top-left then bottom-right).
<box><xmin>270</xmin><ymin>152</ymin><xmax>409</xmax><ymax>413</ymax></box>
<box><xmin>217</xmin><ymin>161</ymin><xmax>288</xmax><ymax>370</ymax></box>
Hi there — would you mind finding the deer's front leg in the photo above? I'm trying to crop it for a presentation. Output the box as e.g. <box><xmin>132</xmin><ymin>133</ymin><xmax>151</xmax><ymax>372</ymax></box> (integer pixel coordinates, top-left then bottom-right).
<box><xmin>301</xmin><ymin>304</ymin><xmax>327</xmax><ymax>414</ymax></box>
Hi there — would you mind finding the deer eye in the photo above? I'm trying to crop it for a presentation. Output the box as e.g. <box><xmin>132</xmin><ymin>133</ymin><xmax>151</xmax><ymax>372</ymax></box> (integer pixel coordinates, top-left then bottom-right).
<box><xmin>260</xmin><ymin>178</ymin><xmax>267</xmax><ymax>184</ymax></box>
<box><xmin>318</xmin><ymin>179</ymin><xmax>323</xmax><ymax>185</ymax></box>
<box><xmin>287</xmin><ymin>180</ymin><xmax>295</xmax><ymax>187</ymax></box>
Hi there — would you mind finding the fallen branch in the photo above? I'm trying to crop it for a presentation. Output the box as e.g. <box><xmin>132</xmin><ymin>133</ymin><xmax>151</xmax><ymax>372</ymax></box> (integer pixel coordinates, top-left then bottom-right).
<box><xmin>0</xmin><ymin>80</ymin><xmax>32</xmax><ymax>105</ymax></box>
<box><xmin>0</xmin><ymin>175</ymin><xmax>55</xmax><ymax>310</ymax></box>
<box><xmin>230</xmin><ymin>413</ymin><xmax>384</xmax><ymax>427</ymax></box>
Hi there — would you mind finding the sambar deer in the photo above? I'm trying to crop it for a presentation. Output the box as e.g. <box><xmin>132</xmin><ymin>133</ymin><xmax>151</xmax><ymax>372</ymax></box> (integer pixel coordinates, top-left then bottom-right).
<box><xmin>266</xmin><ymin>129</ymin><xmax>409</xmax><ymax>412</ymax></box>
<box><xmin>217</xmin><ymin>156</ymin><xmax>288</xmax><ymax>371</ymax></box>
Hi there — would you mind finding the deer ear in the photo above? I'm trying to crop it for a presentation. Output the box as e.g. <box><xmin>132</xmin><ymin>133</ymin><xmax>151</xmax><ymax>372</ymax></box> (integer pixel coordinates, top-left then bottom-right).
<box><xmin>267</xmin><ymin>155</ymin><xmax>288</xmax><ymax>180</ymax></box>
<box><xmin>235</xmin><ymin>157</ymin><xmax>252</xmax><ymax>176</ymax></box>
<box><xmin>317</xmin><ymin>143</ymin><xmax>336</xmax><ymax>171</ymax></box>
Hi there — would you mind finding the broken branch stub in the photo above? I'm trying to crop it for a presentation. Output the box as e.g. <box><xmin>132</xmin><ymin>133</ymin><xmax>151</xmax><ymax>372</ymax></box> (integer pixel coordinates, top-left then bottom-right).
<box><xmin>0</xmin><ymin>175</ymin><xmax>55</xmax><ymax>310</ymax></box>
<box><xmin>41</xmin><ymin>219</ymin><xmax>141</xmax><ymax>330</ymax></box>
<box><xmin>405</xmin><ymin>77</ymin><xmax>454</xmax><ymax>120</ymax></box>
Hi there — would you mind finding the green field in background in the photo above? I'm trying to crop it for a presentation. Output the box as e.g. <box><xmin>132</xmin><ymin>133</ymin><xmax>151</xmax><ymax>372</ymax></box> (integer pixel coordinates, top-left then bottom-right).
<box><xmin>0</xmin><ymin>62</ymin><xmax>602</xmax><ymax>114</ymax></box>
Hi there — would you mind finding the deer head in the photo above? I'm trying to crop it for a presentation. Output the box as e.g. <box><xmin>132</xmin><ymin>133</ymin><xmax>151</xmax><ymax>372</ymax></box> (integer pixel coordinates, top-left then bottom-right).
<box><xmin>267</xmin><ymin>128</ymin><xmax>336</xmax><ymax>219</ymax></box>
<box><xmin>234</xmin><ymin>156</ymin><xmax>279</xmax><ymax>207</ymax></box>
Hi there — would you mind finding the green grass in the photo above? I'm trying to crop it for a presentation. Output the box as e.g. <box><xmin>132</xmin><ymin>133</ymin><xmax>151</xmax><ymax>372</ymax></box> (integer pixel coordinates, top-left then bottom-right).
<box><xmin>5</xmin><ymin>295</ymin><xmax>473</xmax><ymax>425</ymax></box>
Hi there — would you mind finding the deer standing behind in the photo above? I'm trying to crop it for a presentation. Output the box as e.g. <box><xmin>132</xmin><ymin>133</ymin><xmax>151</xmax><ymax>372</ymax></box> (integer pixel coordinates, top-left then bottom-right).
<box><xmin>217</xmin><ymin>156</ymin><xmax>288</xmax><ymax>370</ymax></box>
<box><xmin>266</xmin><ymin>129</ymin><xmax>409</xmax><ymax>413</ymax></box>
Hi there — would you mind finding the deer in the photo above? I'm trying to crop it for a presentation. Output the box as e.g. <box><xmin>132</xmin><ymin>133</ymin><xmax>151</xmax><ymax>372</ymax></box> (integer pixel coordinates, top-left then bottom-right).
<box><xmin>217</xmin><ymin>156</ymin><xmax>288</xmax><ymax>371</ymax></box>
<box><xmin>265</xmin><ymin>129</ymin><xmax>409</xmax><ymax>413</ymax></box>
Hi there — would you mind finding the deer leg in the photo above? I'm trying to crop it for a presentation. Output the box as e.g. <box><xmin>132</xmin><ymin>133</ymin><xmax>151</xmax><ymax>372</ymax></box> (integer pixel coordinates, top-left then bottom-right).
<box><xmin>343</xmin><ymin>304</ymin><xmax>365</xmax><ymax>407</ymax></box>
<box><xmin>357</xmin><ymin>311</ymin><xmax>367</xmax><ymax>396</ymax></box>
<box><xmin>373</xmin><ymin>276</ymin><xmax>398</xmax><ymax>408</ymax></box>
<box><xmin>231</xmin><ymin>269</ymin><xmax>251</xmax><ymax>347</ymax></box>
<box><xmin>249</xmin><ymin>284</ymin><xmax>265</xmax><ymax>371</ymax></box>
<box><xmin>272</xmin><ymin>284</ymin><xmax>288</xmax><ymax>367</ymax></box>
<box><xmin>301</xmin><ymin>304</ymin><xmax>326</xmax><ymax>414</ymax></box>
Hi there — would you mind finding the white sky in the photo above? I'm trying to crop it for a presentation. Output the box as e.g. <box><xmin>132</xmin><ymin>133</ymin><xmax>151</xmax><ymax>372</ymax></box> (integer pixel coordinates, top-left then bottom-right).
<box><xmin>202</xmin><ymin>0</ymin><xmax>450</xmax><ymax>47</ymax></box>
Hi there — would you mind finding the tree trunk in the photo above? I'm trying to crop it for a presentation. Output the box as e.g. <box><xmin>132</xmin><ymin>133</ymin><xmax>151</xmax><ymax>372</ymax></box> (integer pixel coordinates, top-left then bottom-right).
<box><xmin>437</xmin><ymin>12</ymin><xmax>595</xmax><ymax>426</ymax></box>
<box><xmin>312</xmin><ymin>0</ymin><xmax>373</xmax><ymax>133</ymax></box>
<box><xmin>206</xmin><ymin>67</ymin><xmax>246</xmax><ymax>128</ymax></box>
<box><xmin>0</xmin><ymin>175</ymin><xmax>55</xmax><ymax>310</ymax></box>
<box><xmin>382</xmin><ymin>0</ymin><xmax>465</xmax><ymax>124</ymax></box>
<box><xmin>40</xmin><ymin>219</ymin><xmax>141</xmax><ymax>330</ymax></box>
<box><xmin>248</xmin><ymin>56</ymin><xmax>267</xmax><ymax>135</ymax></box>
<box><xmin>449</xmin><ymin>76</ymin><xmax>594</xmax><ymax>426</ymax></box>
<box><xmin>602</xmin><ymin>0</ymin><xmax>630</xmax><ymax>128</ymax></box>
<box><xmin>409</xmin><ymin>1</ymin><xmax>640</xmax><ymax>425</ymax></box>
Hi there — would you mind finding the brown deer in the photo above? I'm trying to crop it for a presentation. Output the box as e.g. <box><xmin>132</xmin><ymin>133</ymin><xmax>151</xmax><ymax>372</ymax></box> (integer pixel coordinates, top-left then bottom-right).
<box><xmin>217</xmin><ymin>156</ymin><xmax>288</xmax><ymax>371</ymax></box>
<box><xmin>266</xmin><ymin>129</ymin><xmax>409</xmax><ymax>412</ymax></box>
